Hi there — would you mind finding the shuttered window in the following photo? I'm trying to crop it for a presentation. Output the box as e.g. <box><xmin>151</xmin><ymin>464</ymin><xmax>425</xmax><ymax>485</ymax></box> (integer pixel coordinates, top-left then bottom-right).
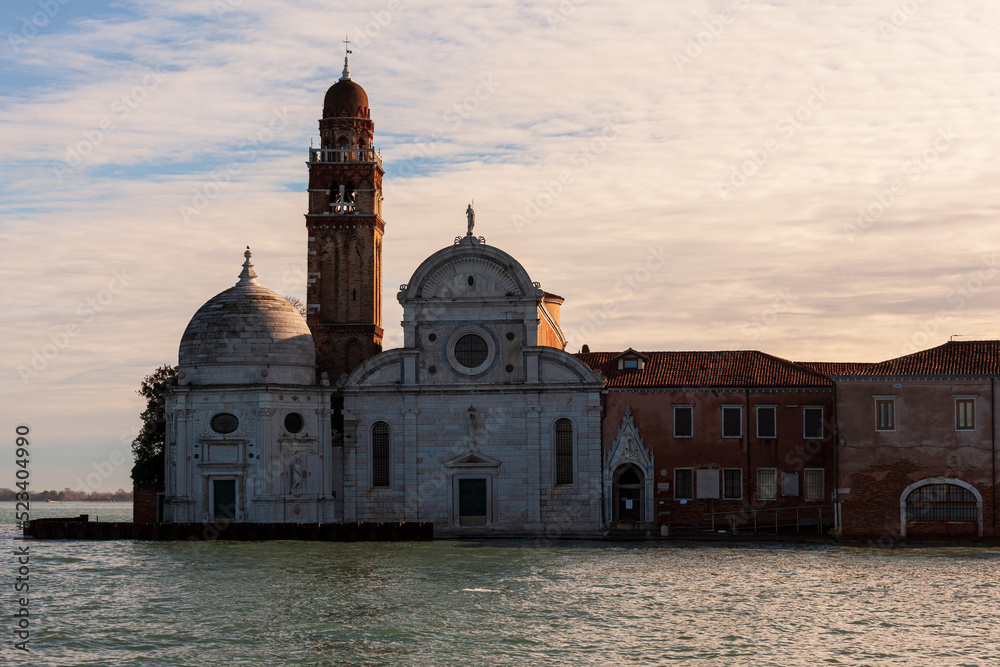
<box><xmin>875</xmin><ymin>399</ymin><xmax>894</xmax><ymax>431</ymax></box>
<box><xmin>955</xmin><ymin>398</ymin><xmax>975</xmax><ymax>431</ymax></box>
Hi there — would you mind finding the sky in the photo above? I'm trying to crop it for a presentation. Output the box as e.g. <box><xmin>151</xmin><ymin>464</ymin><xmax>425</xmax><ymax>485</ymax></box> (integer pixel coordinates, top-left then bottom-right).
<box><xmin>0</xmin><ymin>0</ymin><xmax>997</xmax><ymax>491</ymax></box>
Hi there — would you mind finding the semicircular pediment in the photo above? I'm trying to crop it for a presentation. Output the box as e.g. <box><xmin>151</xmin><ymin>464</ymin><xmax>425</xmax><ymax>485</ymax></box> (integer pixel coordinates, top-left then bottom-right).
<box><xmin>421</xmin><ymin>256</ymin><xmax>522</xmax><ymax>298</ymax></box>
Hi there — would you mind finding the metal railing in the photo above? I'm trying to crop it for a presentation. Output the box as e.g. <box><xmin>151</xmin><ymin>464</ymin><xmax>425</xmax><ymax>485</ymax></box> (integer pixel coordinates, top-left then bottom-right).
<box><xmin>705</xmin><ymin>504</ymin><xmax>836</xmax><ymax>535</ymax></box>
<box><xmin>308</xmin><ymin>147</ymin><xmax>382</xmax><ymax>167</ymax></box>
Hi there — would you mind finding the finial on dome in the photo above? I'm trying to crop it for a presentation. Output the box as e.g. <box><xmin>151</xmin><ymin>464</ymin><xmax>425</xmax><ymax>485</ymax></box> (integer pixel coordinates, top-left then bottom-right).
<box><xmin>341</xmin><ymin>35</ymin><xmax>352</xmax><ymax>81</ymax></box>
<box><xmin>237</xmin><ymin>246</ymin><xmax>259</xmax><ymax>286</ymax></box>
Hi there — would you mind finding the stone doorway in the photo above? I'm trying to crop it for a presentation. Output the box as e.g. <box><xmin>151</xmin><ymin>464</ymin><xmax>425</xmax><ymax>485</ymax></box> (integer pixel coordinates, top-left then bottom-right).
<box><xmin>613</xmin><ymin>465</ymin><xmax>644</xmax><ymax>523</ymax></box>
<box><xmin>458</xmin><ymin>478</ymin><xmax>488</xmax><ymax>526</ymax></box>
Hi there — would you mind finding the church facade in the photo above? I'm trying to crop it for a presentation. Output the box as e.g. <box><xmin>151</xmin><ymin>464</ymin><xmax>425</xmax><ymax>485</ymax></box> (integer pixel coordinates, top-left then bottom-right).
<box><xmin>160</xmin><ymin>58</ymin><xmax>999</xmax><ymax>541</ymax></box>
<box><xmin>161</xmin><ymin>58</ymin><xmax>604</xmax><ymax>535</ymax></box>
<box><xmin>339</xmin><ymin>234</ymin><xmax>604</xmax><ymax>536</ymax></box>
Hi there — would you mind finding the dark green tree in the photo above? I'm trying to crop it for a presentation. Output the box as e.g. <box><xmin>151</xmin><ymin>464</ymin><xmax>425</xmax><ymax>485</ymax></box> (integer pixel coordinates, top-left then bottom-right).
<box><xmin>130</xmin><ymin>364</ymin><xmax>177</xmax><ymax>487</ymax></box>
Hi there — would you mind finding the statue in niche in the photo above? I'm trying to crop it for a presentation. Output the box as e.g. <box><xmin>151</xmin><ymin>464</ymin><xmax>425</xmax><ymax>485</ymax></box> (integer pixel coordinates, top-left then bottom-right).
<box><xmin>289</xmin><ymin>457</ymin><xmax>305</xmax><ymax>496</ymax></box>
<box><xmin>467</xmin><ymin>406</ymin><xmax>477</xmax><ymax>450</ymax></box>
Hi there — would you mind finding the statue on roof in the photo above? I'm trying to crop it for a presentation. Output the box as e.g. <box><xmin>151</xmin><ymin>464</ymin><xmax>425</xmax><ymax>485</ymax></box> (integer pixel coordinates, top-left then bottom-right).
<box><xmin>466</xmin><ymin>202</ymin><xmax>475</xmax><ymax>236</ymax></box>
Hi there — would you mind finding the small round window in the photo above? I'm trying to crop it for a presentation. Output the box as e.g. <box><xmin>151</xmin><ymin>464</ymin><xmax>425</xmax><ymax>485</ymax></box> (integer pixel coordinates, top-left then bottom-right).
<box><xmin>211</xmin><ymin>413</ymin><xmax>239</xmax><ymax>434</ymax></box>
<box><xmin>284</xmin><ymin>413</ymin><xmax>304</xmax><ymax>434</ymax></box>
<box><xmin>454</xmin><ymin>333</ymin><xmax>489</xmax><ymax>368</ymax></box>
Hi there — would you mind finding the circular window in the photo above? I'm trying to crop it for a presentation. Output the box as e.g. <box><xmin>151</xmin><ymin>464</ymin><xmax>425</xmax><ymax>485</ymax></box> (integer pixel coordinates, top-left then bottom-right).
<box><xmin>454</xmin><ymin>334</ymin><xmax>489</xmax><ymax>368</ymax></box>
<box><xmin>428</xmin><ymin>333</ymin><xmax>437</xmax><ymax>342</ymax></box>
<box><xmin>284</xmin><ymin>413</ymin><xmax>304</xmax><ymax>434</ymax></box>
<box><xmin>446</xmin><ymin>327</ymin><xmax>496</xmax><ymax>375</ymax></box>
<box><xmin>211</xmin><ymin>413</ymin><xmax>239</xmax><ymax>434</ymax></box>
<box><xmin>506</xmin><ymin>331</ymin><xmax>515</xmax><ymax>341</ymax></box>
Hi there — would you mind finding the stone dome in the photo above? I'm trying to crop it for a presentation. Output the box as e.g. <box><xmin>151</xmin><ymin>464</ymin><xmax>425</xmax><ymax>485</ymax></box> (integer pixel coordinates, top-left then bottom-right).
<box><xmin>177</xmin><ymin>249</ymin><xmax>316</xmax><ymax>386</ymax></box>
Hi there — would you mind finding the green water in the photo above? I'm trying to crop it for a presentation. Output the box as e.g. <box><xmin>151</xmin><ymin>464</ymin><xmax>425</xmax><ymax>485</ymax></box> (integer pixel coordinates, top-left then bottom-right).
<box><xmin>3</xmin><ymin>503</ymin><xmax>999</xmax><ymax>665</ymax></box>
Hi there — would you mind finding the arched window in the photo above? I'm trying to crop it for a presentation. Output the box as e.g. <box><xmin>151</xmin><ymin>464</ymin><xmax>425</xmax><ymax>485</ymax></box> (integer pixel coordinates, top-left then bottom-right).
<box><xmin>905</xmin><ymin>482</ymin><xmax>977</xmax><ymax>522</ymax></box>
<box><xmin>555</xmin><ymin>418</ymin><xmax>574</xmax><ymax>485</ymax></box>
<box><xmin>371</xmin><ymin>422</ymin><xmax>390</xmax><ymax>487</ymax></box>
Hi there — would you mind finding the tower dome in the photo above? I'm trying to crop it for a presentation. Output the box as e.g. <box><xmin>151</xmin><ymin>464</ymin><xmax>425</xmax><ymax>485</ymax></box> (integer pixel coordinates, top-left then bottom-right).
<box><xmin>323</xmin><ymin>56</ymin><xmax>370</xmax><ymax>119</ymax></box>
<box><xmin>177</xmin><ymin>249</ymin><xmax>315</xmax><ymax>386</ymax></box>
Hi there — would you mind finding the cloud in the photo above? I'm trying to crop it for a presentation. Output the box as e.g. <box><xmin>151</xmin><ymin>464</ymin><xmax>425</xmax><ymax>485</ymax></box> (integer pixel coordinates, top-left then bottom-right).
<box><xmin>1</xmin><ymin>0</ymin><xmax>999</xmax><ymax>487</ymax></box>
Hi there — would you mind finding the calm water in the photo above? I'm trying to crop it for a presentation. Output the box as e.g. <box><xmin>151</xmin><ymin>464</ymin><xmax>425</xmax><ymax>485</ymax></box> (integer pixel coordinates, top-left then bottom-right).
<box><xmin>3</xmin><ymin>503</ymin><xmax>999</xmax><ymax>666</ymax></box>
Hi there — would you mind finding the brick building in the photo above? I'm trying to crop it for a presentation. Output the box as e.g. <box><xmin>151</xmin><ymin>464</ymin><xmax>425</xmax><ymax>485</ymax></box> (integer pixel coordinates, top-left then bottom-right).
<box><xmin>578</xmin><ymin>349</ymin><xmax>837</xmax><ymax>533</ymax></box>
<box><xmin>824</xmin><ymin>341</ymin><xmax>999</xmax><ymax>541</ymax></box>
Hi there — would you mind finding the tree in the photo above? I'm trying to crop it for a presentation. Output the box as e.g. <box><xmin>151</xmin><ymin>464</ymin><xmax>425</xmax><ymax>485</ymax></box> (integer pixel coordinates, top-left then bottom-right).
<box><xmin>284</xmin><ymin>295</ymin><xmax>307</xmax><ymax>318</ymax></box>
<box><xmin>130</xmin><ymin>364</ymin><xmax>177</xmax><ymax>487</ymax></box>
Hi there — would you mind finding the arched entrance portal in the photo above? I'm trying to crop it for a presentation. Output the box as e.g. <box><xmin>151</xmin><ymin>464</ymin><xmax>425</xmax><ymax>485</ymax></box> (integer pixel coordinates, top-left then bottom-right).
<box><xmin>613</xmin><ymin>465</ymin><xmax>645</xmax><ymax>523</ymax></box>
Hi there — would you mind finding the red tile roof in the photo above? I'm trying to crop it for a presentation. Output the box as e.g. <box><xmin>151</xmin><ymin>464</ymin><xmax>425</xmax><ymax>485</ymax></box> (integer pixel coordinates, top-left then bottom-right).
<box><xmin>841</xmin><ymin>340</ymin><xmax>1000</xmax><ymax>376</ymax></box>
<box><xmin>575</xmin><ymin>350</ymin><xmax>833</xmax><ymax>388</ymax></box>
<box><xmin>796</xmin><ymin>362</ymin><xmax>875</xmax><ymax>376</ymax></box>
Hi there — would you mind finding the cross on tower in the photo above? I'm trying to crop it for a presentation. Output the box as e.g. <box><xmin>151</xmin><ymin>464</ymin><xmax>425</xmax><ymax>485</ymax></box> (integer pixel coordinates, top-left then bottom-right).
<box><xmin>343</xmin><ymin>35</ymin><xmax>352</xmax><ymax>55</ymax></box>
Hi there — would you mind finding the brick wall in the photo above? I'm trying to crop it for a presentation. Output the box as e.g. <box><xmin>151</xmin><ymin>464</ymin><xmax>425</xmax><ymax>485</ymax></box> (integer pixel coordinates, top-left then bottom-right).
<box><xmin>133</xmin><ymin>484</ymin><xmax>162</xmax><ymax>523</ymax></box>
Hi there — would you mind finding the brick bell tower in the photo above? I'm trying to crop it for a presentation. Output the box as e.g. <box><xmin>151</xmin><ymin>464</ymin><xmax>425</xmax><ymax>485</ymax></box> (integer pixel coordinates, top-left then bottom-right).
<box><xmin>306</xmin><ymin>50</ymin><xmax>384</xmax><ymax>383</ymax></box>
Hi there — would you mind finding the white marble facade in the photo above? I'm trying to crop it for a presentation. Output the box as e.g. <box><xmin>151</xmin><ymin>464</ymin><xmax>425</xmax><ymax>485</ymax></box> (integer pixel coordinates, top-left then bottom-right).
<box><xmin>162</xmin><ymin>250</ymin><xmax>336</xmax><ymax>523</ymax></box>
<box><xmin>341</xmin><ymin>235</ymin><xmax>605</xmax><ymax>536</ymax></box>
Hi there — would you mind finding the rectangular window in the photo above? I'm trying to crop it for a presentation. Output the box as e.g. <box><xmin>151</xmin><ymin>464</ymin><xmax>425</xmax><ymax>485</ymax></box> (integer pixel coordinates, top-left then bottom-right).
<box><xmin>674</xmin><ymin>468</ymin><xmax>693</xmax><ymax>500</ymax></box>
<box><xmin>757</xmin><ymin>468</ymin><xmax>777</xmax><ymax>501</ymax></box>
<box><xmin>623</xmin><ymin>358</ymin><xmax>639</xmax><ymax>369</ymax></box>
<box><xmin>955</xmin><ymin>398</ymin><xmax>975</xmax><ymax>431</ymax></box>
<box><xmin>723</xmin><ymin>469</ymin><xmax>743</xmax><ymax>499</ymax></box>
<box><xmin>673</xmin><ymin>406</ymin><xmax>693</xmax><ymax>438</ymax></box>
<box><xmin>804</xmin><ymin>469</ymin><xmax>824</xmax><ymax>501</ymax></box>
<box><xmin>756</xmin><ymin>406</ymin><xmax>777</xmax><ymax>439</ymax></box>
<box><xmin>875</xmin><ymin>398</ymin><xmax>894</xmax><ymax>431</ymax></box>
<box><xmin>722</xmin><ymin>406</ymin><xmax>742</xmax><ymax>438</ymax></box>
<box><xmin>803</xmin><ymin>407</ymin><xmax>824</xmax><ymax>439</ymax></box>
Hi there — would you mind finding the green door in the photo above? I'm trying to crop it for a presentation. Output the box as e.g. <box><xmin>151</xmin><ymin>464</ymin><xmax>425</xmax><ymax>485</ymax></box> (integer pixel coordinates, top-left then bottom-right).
<box><xmin>459</xmin><ymin>478</ymin><xmax>487</xmax><ymax>526</ymax></box>
<box><xmin>213</xmin><ymin>479</ymin><xmax>236</xmax><ymax>520</ymax></box>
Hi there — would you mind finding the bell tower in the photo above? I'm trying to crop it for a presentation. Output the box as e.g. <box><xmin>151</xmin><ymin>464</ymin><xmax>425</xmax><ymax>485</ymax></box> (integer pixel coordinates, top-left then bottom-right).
<box><xmin>306</xmin><ymin>48</ymin><xmax>385</xmax><ymax>382</ymax></box>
